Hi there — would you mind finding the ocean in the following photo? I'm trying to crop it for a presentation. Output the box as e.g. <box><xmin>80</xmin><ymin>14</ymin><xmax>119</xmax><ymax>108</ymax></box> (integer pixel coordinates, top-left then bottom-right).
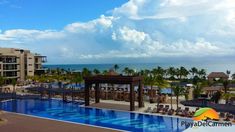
<box><xmin>43</xmin><ymin>63</ymin><xmax>235</xmax><ymax>74</ymax></box>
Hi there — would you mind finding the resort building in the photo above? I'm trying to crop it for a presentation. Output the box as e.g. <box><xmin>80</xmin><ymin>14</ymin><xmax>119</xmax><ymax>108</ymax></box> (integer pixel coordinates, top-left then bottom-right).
<box><xmin>0</xmin><ymin>47</ymin><xmax>47</xmax><ymax>83</ymax></box>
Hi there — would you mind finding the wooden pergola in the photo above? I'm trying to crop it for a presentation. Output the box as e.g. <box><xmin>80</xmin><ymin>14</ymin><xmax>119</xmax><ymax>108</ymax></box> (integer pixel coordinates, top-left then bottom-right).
<box><xmin>84</xmin><ymin>75</ymin><xmax>144</xmax><ymax>111</ymax></box>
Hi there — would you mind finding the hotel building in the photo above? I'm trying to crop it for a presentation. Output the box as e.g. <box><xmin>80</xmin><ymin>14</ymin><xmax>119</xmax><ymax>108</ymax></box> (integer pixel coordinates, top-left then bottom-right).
<box><xmin>0</xmin><ymin>48</ymin><xmax>47</xmax><ymax>82</ymax></box>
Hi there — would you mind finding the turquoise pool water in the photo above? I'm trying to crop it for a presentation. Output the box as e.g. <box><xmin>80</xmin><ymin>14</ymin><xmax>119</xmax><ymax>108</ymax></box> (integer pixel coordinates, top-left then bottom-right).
<box><xmin>0</xmin><ymin>99</ymin><xmax>192</xmax><ymax>132</ymax></box>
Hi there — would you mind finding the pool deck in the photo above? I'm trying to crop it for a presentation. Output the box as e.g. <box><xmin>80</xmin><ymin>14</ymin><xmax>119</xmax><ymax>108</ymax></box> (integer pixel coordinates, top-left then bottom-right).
<box><xmin>0</xmin><ymin>112</ymin><xmax>120</xmax><ymax>132</ymax></box>
<box><xmin>90</xmin><ymin>102</ymin><xmax>139</xmax><ymax>111</ymax></box>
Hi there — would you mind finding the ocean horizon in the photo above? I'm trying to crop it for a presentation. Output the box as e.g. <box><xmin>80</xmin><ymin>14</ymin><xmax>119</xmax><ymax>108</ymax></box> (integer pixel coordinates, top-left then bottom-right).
<box><xmin>43</xmin><ymin>63</ymin><xmax>235</xmax><ymax>74</ymax></box>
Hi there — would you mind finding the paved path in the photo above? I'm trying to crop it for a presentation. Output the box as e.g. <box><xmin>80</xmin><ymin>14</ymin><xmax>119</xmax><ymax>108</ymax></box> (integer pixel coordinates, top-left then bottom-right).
<box><xmin>0</xmin><ymin>112</ymin><xmax>119</xmax><ymax>132</ymax></box>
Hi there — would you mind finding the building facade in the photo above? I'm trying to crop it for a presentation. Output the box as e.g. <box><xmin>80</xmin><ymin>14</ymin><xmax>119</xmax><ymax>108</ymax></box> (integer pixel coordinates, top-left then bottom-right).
<box><xmin>0</xmin><ymin>48</ymin><xmax>47</xmax><ymax>82</ymax></box>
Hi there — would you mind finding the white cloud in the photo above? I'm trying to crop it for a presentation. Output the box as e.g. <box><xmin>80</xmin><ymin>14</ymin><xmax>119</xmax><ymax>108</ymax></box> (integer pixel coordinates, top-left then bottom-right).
<box><xmin>113</xmin><ymin>0</ymin><xmax>235</xmax><ymax>20</ymax></box>
<box><xmin>1</xmin><ymin>0</ymin><xmax>235</xmax><ymax>64</ymax></box>
<box><xmin>113</xmin><ymin>26</ymin><xmax>147</xmax><ymax>45</ymax></box>
<box><xmin>64</xmin><ymin>15</ymin><xmax>114</xmax><ymax>33</ymax></box>
<box><xmin>0</xmin><ymin>29</ymin><xmax>64</xmax><ymax>41</ymax></box>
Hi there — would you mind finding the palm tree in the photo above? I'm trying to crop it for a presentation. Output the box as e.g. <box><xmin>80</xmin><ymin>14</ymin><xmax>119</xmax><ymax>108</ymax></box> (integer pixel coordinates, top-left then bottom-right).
<box><xmin>152</xmin><ymin>66</ymin><xmax>164</xmax><ymax>76</ymax></box>
<box><xmin>139</xmin><ymin>69</ymin><xmax>150</xmax><ymax>76</ymax></box>
<box><xmin>122</xmin><ymin>67</ymin><xmax>129</xmax><ymax>75</ymax></box>
<box><xmin>93</xmin><ymin>69</ymin><xmax>100</xmax><ymax>75</ymax></box>
<box><xmin>211</xmin><ymin>91</ymin><xmax>222</xmax><ymax>103</ymax></box>
<box><xmin>123</xmin><ymin>67</ymin><xmax>135</xmax><ymax>75</ymax></box>
<box><xmin>222</xmin><ymin>80</ymin><xmax>229</xmax><ymax>94</ymax></box>
<box><xmin>172</xmin><ymin>85</ymin><xmax>185</xmax><ymax>111</ymax></box>
<box><xmin>103</xmin><ymin>70</ymin><xmax>108</xmax><ymax>75</ymax></box>
<box><xmin>189</xmin><ymin>67</ymin><xmax>198</xmax><ymax>78</ymax></box>
<box><xmin>167</xmin><ymin>67</ymin><xmax>176</xmax><ymax>80</ymax></box>
<box><xmin>219</xmin><ymin>79</ymin><xmax>230</xmax><ymax>104</ymax></box>
<box><xmin>82</xmin><ymin>68</ymin><xmax>91</xmax><ymax>77</ymax></box>
<box><xmin>128</xmin><ymin>68</ymin><xmax>135</xmax><ymax>76</ymax></box>
<box><xmin>223</xmin><ymin>93</ymin><xmax>231</xmax><ymax>104</ymax></box>
<box><xmin>155</xmin><ymin>75</ymin><xmax>168</xmax><ymax>107</ymax></box>
<box><xmin>170</xmin><ymin>83</ymin><xmax>173</xmax><ymax>109</ymax></box>
<box><xmin>147</xmin><ymin>75</ymin><xmax>156</xmax><ymax>91</ymax></box>
<box><xmin>144</xmin><ymin>75</ymin><xmax>156</xmax><ymax>103</ymax></box>
<box><xmin>226</xmin><ymin>70</ymin><xmax>231</xmax><ymax>77</ymax></box>
<box><xmin>11</xmin><ymin>79</ymin><xmax>17</xmax><ymax>93</ymax></box>
<box><xmin>72</xmin><ymin>74</ymin><xmax>83</xmax><ymax>86</ymax></box>
<box><xmin>0</xmin><ymin>76</ymin><xmax>5</xmax><ymax>93</ymax></box>
<box><xmin>113</xmin><ymin>64</ymin><xmax>119</xmax><ymax>72</ymax></box>
<box><xmin>175</xmin><ymin>68</ymin><xmax>180</xmax><ymax>79</ymax></box>
<box><xmin>198</xmin><ymin>69</ymin><xmax>206</xmax><ymax>79</ymax></box>
<box><xmin>232</xmin><ymin>73</ymin><xmax>235</xmax><ymax>80</ymax></box>
<box><xmin>178</xmin><ymin>66</ymin><xmax>189</xmax><ymax>79</ymax></box>
<box><xmin>193</xmin><ymin>83</ymin><xmax>203</xmax><ymax>99</ymax></box>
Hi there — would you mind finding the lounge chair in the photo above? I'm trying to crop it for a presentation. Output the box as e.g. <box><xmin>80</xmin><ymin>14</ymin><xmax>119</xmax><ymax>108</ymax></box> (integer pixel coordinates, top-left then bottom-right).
<box><xmin>219</xmin><ymin>112</ymin><xmax>225</xmax><ymax>119</ymax></box>
<box><xmin>156</xmin><ymin>105</ymin><xmax>164</xmax><ymax>113</ymax></box>
<box><xmin>161</xmin><ymin>105</ymin><xmax>169</xmax><ymax>114</ymax></box>
<box><xmin>222</xmin><ymin>113</ymin><xmax>230</xmax><ymax>121</ymax></box>
<box><xmin>152</xmin><ymin>108</ymin><xmax>158</xmax><ymax>113</ymax></box>
<box><xmin>175</xmin><ymin>107</ymin><xmax>182</xmax><ymax>115</ymax></box>
<box><xmin>164</xmin><ymin>105</ymin><xmax>169</xmax><ymax>110</ymax></box>
<box><xmin>224</xmin><ymin>116</ymin><xmax>230</xmax><ymax>121</ymax></box>
<box><xmin>191</xmin><ymin>107</ymin><xmax>200</xmax><ymax>116</ymax></box>
<box><xmin>228</xmin><ymin>113</ymin><xmax>234</xmax><ymax>119</ymax></box>
<box><xmin>144</xmin><ymin>107</ymin><xmax>152</xmax><ymax>113</ymax></box>
<box><xmin>224</xmin><ymin>113</ymin><xmax>233</xmax><ymax>121</ymax></box>
<box><xmin>188</xmin><ymin>111</ymin><xmax>194</xmax><ymax>118</ymax></box>
<box><xmin>180</xmin><ymin>107</ymin><xmax>190</xmax><ymax>117</ymax></box>
<box><xmin>185</xmin><ymin>107</ymin><xmax>193</xmax><ymax>117</ymax></box>
<box><xmin>167</xmin><ymin>109</ymin><xmax>174</xmax><ymax>115</ymax></box>
<box><xmin>162</xmin><ymin>107</ymin><xmax>169</xmax><ymax>114</ymax></box>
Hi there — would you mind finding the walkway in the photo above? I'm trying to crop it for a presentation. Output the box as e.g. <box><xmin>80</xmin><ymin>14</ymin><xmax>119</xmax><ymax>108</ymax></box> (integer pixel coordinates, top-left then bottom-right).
<box><xmin>0</xmin><ymin>112</ymin><xmax>119</xmax><ymax>132</ymax></box>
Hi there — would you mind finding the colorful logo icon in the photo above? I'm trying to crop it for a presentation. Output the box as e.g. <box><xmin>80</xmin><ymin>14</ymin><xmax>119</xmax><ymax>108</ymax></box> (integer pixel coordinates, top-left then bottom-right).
<box><xmin>193</xmin><ymin>108</ymin><xmax>219</xmax><ymax>121</ymax></box>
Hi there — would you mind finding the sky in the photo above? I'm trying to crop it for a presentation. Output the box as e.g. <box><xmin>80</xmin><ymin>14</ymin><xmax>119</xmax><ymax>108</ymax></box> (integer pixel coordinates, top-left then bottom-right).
<box><xmin>0</xmin><ymin>0</ymin><xmax>235</xmax><ymax>65</ymax></box>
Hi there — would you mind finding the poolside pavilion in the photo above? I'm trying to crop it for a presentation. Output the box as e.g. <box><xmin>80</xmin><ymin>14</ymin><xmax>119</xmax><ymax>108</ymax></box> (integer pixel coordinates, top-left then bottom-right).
<box><xmin>84</xmin><ymin>75</ymin><xmax>144</xmax><ymax>111</ymax></box>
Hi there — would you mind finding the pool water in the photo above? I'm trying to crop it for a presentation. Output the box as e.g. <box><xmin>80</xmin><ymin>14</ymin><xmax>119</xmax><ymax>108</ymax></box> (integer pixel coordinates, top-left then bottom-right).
<box><xmin>0</xmin><ymin>99</ymin><xmax>192</xmax><ymax>132</ymax></box>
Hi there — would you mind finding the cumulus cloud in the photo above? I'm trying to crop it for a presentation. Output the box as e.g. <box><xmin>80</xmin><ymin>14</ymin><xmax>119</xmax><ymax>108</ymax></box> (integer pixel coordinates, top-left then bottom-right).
<box><xmin>113</xmin><ymin>0</ymin><xmax>235</xmax><ymax>19</ymax></box>
<box><xmin>0</xmin><ymin>0</ymin><xmax>235</xmax><ymax>64</ymax></box>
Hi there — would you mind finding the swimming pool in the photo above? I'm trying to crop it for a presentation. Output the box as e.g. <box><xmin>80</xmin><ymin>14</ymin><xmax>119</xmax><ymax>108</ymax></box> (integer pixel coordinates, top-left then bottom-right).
<box><xmin>0</xmin><ymin>99</ymin><xmax>192</xmax><ymax>132</ymax></box>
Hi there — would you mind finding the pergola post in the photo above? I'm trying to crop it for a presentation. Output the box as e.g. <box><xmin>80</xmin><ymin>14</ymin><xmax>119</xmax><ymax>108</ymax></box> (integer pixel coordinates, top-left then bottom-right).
<box><xmin>95</xmin><ymin>83</ymin><xmax>100</xmax><ymax>103</ymax></box>
<box><xmin>62</xmin><ymin>85</ymin><xmax>66</xmax><ymax>101</ymax></box>
<box><xmin>85</xmin><ymin>82</ymin><xmax>90</xmax><ymax>106</ymax></box>
<box><xmin>72</xmin><ymin>87</ymin><xmax>74</xmax><ymax>102</ymax></box>
<box><xmin>130</xmin><ymin>83</ymin><xmax>135</xmax><ymax>111</ymax></box>
<box><xmin>138</xmin><ymin>80</ymin><xmax>144</xmax><ymax>108</ymax></box>
<box><xmin>40</xmin><ymin>90</ymin><xmax>43</xmax><ymax>99</ymax></box>
<box><xmin>48</xmin><ymin>85</ymin><xmax>52</xmax><ymax>99</ymax></box>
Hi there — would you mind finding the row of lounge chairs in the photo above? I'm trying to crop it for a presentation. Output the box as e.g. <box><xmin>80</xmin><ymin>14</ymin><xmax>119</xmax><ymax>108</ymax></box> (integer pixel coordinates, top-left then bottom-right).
<box><xmin>219</xmin><ymin>112</ymin><xmax>235</xmax><ymax>122</ymax></box>
<box><xmin>145</xmin><ymin>105</ymin><xmax>235</xmax><ymax>122</ymax></box>
<box><xmin>145</xmin><ymin>106</ymin><xmax>199</xmax><ymax>118</ymax></box>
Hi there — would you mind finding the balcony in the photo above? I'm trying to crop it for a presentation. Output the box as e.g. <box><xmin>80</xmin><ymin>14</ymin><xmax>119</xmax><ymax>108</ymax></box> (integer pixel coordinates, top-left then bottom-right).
<box><xmin>3</xmin><ymin>71</ymin><xmax>19</xmax><ymax>78</ymax></box>
<box><xmin>3</xmin><ymin>64</ymin><xmax>18</xmax><ymax>71</ymax></box>
<box><xmin>1</xmin><ymin>56</ymin><xmax>18</xmax><ymax>64</ymax></box>
<box><xmin>35</xmin><ymin>55</ymin><xmax>47</xmax><ymax>63</ymax></box>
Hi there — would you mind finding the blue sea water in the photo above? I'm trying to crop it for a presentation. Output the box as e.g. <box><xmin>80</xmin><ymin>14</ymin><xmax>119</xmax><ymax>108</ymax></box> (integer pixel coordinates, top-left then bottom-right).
<box><xmin>0</xmin><ymin>99</ymin><xmax>192</xmax><ymax>132</ymax></box>
<box><xmin>44</xmin><ymin>63</ymin><xmax>235</xmax><ymax>74</ymax></box>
